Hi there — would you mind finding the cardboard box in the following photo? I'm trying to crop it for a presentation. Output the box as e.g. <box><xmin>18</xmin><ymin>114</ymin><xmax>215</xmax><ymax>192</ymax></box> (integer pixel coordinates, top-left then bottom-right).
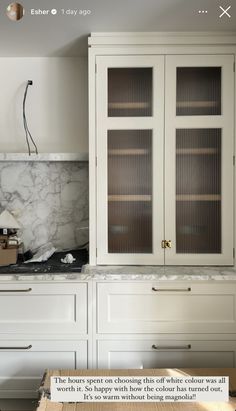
<box><xmin>37</xmin><ymin>368</ymin><xmax>236</xmax><ymax>411</ymax></box>
<box><xmin>0</xmin><ymin>247</ymin><xmax>17</xmax><ymax>265</ymax></box>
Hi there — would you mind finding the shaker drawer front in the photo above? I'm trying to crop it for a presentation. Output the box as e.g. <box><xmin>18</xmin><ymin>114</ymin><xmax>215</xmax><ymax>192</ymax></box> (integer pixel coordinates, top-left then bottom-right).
<box><xmin>97</xmin><ymin>339</ymin><xmax>236</xmax><ymax>369</ymax></box>
<box><xmin>97</xmin><ymin>282</ymin><xmax>236</xmax><ymax>333</ymax></box>
<box><xmin>0</xmin><ymin>283</ymin><xmax>87</xmax><ymax>334</ymax></box>
<box><xmin>0</xmin><ymin>340</ymin><xmax>87</xmax><ymax>398</ymax></box>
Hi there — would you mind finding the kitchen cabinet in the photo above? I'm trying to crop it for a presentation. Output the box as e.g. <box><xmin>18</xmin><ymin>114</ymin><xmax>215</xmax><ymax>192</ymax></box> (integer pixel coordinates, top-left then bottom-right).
<box><xmin>0</xmin><ymin>283</ymin><xmax>87</xmax><ymax>334</ymax></box>
<box><xmin>97</xmin><ymin>340</ymin><xmax>236</xmax><ymax>369</ymax></box>
<box><xmin>94</xmin><ymin>279</ymin><xmax>236</xmax><ymax>369</ymax></box>
<box><xmin>1</xmin><ymin>274</ymin><xmax>236</xmax><ymax>395</ymax></box>
<box><xmin>0</xmin><ymin>340</ymin><xmax>87</xmax><ymax>399</ymax></box>
<box><xmin>89</xmin><ymin>33</ymin><xmax>235</xmax><ymax>265</ymax></box>
<box><xmin>0</xmin><ymin>281</ymin><xmax>90</xmax><ymax>399</ymax></box>
<box><xmin>96</xmin><ymin>282</ymin><xmax>236</xmax><ymax>334</ymax></box>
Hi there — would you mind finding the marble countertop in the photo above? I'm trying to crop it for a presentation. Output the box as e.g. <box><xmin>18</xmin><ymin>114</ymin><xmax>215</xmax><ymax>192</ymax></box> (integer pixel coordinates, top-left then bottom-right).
<box><xmin>0</xmin><ymin>265</ymin><xmax>236</xmax><ymax>281</ymax></box>
<box><xmin>81</xmin><ymin>265</ymin><xmax>236</xmax><ymax>281</ymax></box>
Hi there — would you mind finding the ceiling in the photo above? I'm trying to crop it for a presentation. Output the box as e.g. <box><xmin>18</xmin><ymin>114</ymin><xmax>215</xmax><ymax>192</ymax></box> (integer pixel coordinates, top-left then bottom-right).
<box><xmin>0</xmin><ymin>0</ymin><xmax>235</xmax><ymax>56</ymax></box>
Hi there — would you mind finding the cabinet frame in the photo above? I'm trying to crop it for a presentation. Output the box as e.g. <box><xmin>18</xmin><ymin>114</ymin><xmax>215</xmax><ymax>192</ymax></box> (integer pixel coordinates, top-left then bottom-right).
<box><xmin>89</xmin><ymin>33</ymin><xmax>236</xmax><ymax>266</ymax></box>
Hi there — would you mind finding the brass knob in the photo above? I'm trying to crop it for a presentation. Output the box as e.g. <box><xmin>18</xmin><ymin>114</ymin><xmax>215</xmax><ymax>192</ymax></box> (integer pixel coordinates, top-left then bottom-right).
<box><xmin>161</xmin><ymin>240</ymin><xmax>172</xmax><ymax>249</ymax></box>
<box><xmin>165</xmin><ymin>240</ymin><xmax>171</xmax><ymax>248</ymax></box>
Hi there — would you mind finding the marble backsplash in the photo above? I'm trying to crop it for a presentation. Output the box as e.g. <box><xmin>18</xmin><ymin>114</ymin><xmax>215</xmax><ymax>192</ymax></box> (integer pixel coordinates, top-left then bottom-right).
<box><xmin>0</xmin><ymin>161</ymin><xmax>89</xmax><ymax>252</ymax></box>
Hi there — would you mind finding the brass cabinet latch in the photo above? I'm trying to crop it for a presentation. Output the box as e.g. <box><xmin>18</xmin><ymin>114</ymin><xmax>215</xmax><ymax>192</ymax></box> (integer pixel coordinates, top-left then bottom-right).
<box><xmin>161</xmin><ymin>240</ymin><xmax>172</xmax><ymax>249</ymax></box>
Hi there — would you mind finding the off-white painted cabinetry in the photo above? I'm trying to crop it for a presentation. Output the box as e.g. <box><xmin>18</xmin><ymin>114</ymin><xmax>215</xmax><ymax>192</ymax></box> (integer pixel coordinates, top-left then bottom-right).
<box><xmin>0</xmin><ymin>340</ymin><xmax>87</xmax><ymax>399</ymax></box>
<box><xmin>2</xmin><ymin>277</ymin><xmax>236</xmax><ymax>397</ymax></box>
<box><xmin>95</xmin><ymin>281</ymin><xmax>236</xmax><ymax>369</ymax></box>
<box><xmin>97</xmin><ymin>282</ymin><xmax>236</xmax><ymax>334</ymax></box>
<box><xmin>97</xmin><ymin>340</ymin><xmax>236</xmax><ymax>369</ymax></box>
<box><xmin>89</xmin><ymin>33</ymin><xmax>235</xmax><ymax>266</ymax></box>
<box><xmin>0</xmin><ymin>282</ymin><xmax>89</xmax><ymax>399</ymax></box>
<box><xmin>0</xmin><ymin>283</ymin><xmax>87</xmax><ymax>334</ymax></box>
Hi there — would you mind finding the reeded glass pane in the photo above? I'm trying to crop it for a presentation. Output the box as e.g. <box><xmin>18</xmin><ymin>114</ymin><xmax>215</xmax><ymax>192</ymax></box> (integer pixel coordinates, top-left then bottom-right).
<box><xmin>176</xmin><ymin>67</ymin><xmax>221</xmax><ymax>116</ymax></box>
<box><xmin>176</xmin><ymin>129</ymin><xmax>221</xmax><ymax>253</ymax></box>
<box><xmin>108</xmin><ymin>130</ymin><xmax>152</xmax><ymax>253</ymax></box>
<box><xmin>108</xmin><ymin>68</ymin><xmax>152</xmax><ymax>117</ymax></box>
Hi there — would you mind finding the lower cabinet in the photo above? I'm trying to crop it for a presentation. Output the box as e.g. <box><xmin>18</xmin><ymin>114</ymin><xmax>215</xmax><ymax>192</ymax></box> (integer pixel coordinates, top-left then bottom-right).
<box><xmin>0</xmin><ymin>281</ymin><xmax>89</xmax><ymax>398</ymax></box>
<box><xmin>2</xmin><ymin>279</ymin><xmax>236</xmax><ymax>398</ymax></box>
<box><xmin>97</xmin><ymin>282</ymin><xmax>236</xmax><ymax>334</ymax></box>
<box><xmin>97</xmin><ymin>339</ymin><xmax>236</xmax><ymax>369</ymax></box>
<box><xmin>0</xmin><ymin>340</ymin><xmax>87</xmax><ymax>398</ymax></box>
<box><xmin>0</xmin><ymin>283</ymin><xmax>87</xmax><ymax>335</ymax></box>
<box><xmin>95</xmin><ymin>281</ymin><xmax>236</xmax><ymax>369</ymax></box>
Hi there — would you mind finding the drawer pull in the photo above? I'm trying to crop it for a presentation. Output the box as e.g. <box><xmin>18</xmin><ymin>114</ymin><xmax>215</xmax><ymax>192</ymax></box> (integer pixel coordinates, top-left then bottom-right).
<box><xmin>0</xmin><ymin>344</ymin><xmax>32</xmax><ymax>350</ymax></box>
<box><xmin>0</xmin><ymin>288</ymin><xmax>32</xmax><ymax>293</ymax></box>
<box><xmin>152</xmin><ymin>287</ymin><xmax>191</xmax><ymax>292</ymax></box>
<box><xmin>152</xmin><ymin>344</ymin><xmax>191</xmax><ymax>350</ymax></box>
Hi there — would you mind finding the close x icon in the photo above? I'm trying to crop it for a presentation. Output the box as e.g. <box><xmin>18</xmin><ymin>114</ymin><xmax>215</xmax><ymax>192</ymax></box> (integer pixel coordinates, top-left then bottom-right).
<box><xmin>219</xmin><ymin>5</ymin><xmax>231</xmax><ymax>18</ymax></box>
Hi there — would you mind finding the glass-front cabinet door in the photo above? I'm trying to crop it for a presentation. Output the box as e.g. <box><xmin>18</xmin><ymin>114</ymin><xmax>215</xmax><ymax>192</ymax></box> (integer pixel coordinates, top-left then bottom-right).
<box><xmin>95</xmin><ymin>54</ymin><xmax>234</xmax><ymax>265</ymax></box>
<box><xmin>165</xmin><ymin>55</ymin><xmax>234</xmax><ymax>264</ymax></box>
<box><xmin>96</xmin><ymin>56</ymin><xmax>165</xmax><ymax>264</ymax></box>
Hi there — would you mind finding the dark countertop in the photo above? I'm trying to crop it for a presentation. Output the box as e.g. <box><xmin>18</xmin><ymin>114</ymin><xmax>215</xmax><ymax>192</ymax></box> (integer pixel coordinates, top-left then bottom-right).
<box><xmin>0</xmin><ymin>249</ymin><xmax>88</xmax><ymax>274</ymax></box>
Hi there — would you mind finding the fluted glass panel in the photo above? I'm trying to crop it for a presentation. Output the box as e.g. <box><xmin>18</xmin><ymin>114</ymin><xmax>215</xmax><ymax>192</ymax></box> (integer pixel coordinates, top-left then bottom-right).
<box><xmin>176</xmin><ymin>129</ymin><xmax>221</xmax><ymax>254</ymax></box>
<box><xmin>108</xmin><ymin>68</ymin><xmax>152</xmax><ymax>117</ymax></box>
<box><xmin>108</xmin><ymin>130</ymin><xmax>152</xmax><ymax>253</ymax></box>
<box><xmin>176</xmin><ymin>67</ymin><xmax>221</xmax><ymax>115</ymax></box>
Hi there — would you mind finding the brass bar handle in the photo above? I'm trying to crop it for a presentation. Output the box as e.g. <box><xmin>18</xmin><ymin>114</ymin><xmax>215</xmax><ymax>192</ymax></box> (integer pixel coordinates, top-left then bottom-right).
<box><xmin>0</xmin><ymin>344</ymin><xmax>32</xmax><ymax>350</ymax></box>
<box><xmin>0</xmin><ymin>288</ymin><xmax>32</xmax><ymax>293</ymax></box>
<box><xmin>152</xmin><ymin>344</ymin><xmax>191</xmax><ymax>350</ymax></box>
<box><xmin>152</xmin><ymin>287</ymin><xmax>191</xmax><ymax>292</ymax></box>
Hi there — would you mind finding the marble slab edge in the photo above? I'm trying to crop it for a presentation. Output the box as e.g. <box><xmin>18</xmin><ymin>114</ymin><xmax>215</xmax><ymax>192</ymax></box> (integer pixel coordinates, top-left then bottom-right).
<box><xmin>0</xmin><ymin>265</ymin><xmax>236</xmax><ymax>281</ymax></box>
<box><xmin>0</xmin><ymin>273</ymin><xmax>93</xmax><ymax>281</ymax></box>
<box><xmin>81</xmin><ymin>264</ymin><xmax>236</xmax><ymax>281</ymax></box>
<box><xmin>0</xmin><ymin>153</ymin><xmax>88</xmax><ymax>162</ymax></box>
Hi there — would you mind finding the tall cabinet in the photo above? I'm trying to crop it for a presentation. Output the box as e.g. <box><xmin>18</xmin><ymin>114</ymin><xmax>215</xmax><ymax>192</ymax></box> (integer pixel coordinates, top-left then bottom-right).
<box><xmin>89</xmin><ymin>33</ymin><xmax>235</xmax><ymax>266</ymax></box>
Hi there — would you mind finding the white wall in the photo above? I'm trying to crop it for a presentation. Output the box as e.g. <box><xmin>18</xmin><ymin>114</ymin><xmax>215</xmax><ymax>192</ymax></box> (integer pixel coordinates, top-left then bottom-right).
<box><xmin>0</xmin><ymin>57</ymin><xmax>88</xmax><ymax>153</ymax></box>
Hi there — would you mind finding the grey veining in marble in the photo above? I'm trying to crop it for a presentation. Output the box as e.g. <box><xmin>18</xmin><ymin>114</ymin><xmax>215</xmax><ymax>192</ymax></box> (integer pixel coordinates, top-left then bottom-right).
<box><xmin>0</xmin><ymin>161</ymin><xmax>88</xmax><ymax>251</ymax></box>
